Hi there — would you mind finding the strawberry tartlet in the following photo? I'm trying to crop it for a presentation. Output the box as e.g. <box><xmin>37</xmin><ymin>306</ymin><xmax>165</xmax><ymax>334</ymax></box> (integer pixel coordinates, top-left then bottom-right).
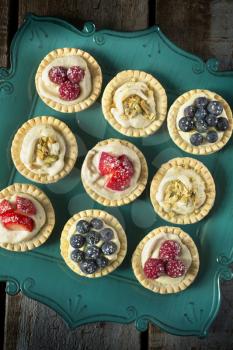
<box><xmin>132</xmin><ymin>226</ymin><xmax>199</xmax><ymax>294</ymax></box>
<box><xmin>35</xmin><ymin>48</ymin><xmax>102</xmax><ymax>113</ymax></box>
<box><xmin>81</xmin><ymin>139</ymin><xmax>148</xmax><ymax>206</ymax></box>
<box><xmin>0</xmin><ymin>184</ymin><xmax>55</xmax><ymax>251</ymax></box>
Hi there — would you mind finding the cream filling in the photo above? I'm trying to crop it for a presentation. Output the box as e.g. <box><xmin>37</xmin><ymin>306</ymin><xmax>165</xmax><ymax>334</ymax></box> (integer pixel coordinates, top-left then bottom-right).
<box><xmin>141</xmin><ymin>233</ymin><xmax>192</xmax><ymax>284</ymax></box>
<box><xmin>81</xmin><ymin>141</ymin><xmax>141</xmax><ymax>200</ymax></box>
<box><xmin>111</xmin><ymin>81</ymin><xmax>156</xmax><ymax>129</ymax></box>
<box><xmin>177</xmin><ymin>93</ymin><xmax>227</xmax><ymax>145</ymax></box>
<box><xmin>0</xmin><ymin>194</ymin><xmax>46</xmax><ymax>244</ymax></box>
<box><xmin>156</xmin><ymin>167</ymin><xmax>206</xmax><ymax>215</ymax></box>
<box><xmin>68</xmin><ymin>218</ymin><xmax>121</xmax><ymax>263</ymax></box>
<box><xmin>37</xmin><ymin>55</ymin><xmax>92</xmax><ymax>105</ymax></box>
<box><xmin>20</xmin><ymin>124</ymin><xmax>66</xmax><ymax>176</ymax></box>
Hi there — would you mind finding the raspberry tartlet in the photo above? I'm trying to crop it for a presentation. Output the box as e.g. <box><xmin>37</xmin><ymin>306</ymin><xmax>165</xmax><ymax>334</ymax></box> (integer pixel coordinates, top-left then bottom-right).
<box><xmin>11</xmin><ymin>116</ymin><xmax>78</xmax><ymax>184</ymax></box>
<box><xmin>35</xmin><ymin>48</ymin><xmax>102</xmax><ymax>113</ymax></box>
<box><xmin>81</xmin><ymin>138</ymin><xmax>148</xmax><ymax>206</ymax></box>
<box><xmin>102</xmin><ymin>70</ymin><xmax>167</xmax><ymax>137</ymax></box>
<box><xmin>60</xmin><ymin>210</ymin><xmax>127</xmax><ymax>278</ymax></box>
<box><xmin>132</xmin><ymin>226</ymin><xmax>199</xmax><ymax>294</ymax></box>
<box><xmin>0</xmin><ymin>183</ymin><xmax>55</xmax><ymax>251</ymax></box>
<box><xmin>167</xmin><ymin>89</ymin><xmax>233</xmax><ymax>155</ymax></box>
<box><xmin>150</xmin><ymin>157</ymin><xmax>216</xmax><ymax>224</ymax></box>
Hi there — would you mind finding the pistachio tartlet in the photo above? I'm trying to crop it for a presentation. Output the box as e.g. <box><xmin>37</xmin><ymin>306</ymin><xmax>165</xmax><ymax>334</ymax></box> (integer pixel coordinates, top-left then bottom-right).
<box><xmin>81</xmin><ymin>138</ymin><xmax>148</xmax><ymax>206</ymax></box>
<box><xmin>132</xmin><ymin>226</ymin><xmax>199</xmax><ymax>294</ymax></box>
<box><xmin>0</xmin><ymin>183</ymin><xmax>55</xmax><ymax>251</ymax></box>
<box><xmin>102</xmin><ymin>70</ymin><xmax>167</xmax><ymax>137</ymax></box>
<box><xmin>167</xmin><ymin>89</ymin><xmax>233</xmax><ymax>155</ymax></box>
<box><xmin>150</xmin><ymin>157</ymin><xmax>216</xmax><ymax>224</ymax></box>
<box><xmin>11</xmin><ymin>116</ymin><xmax>78</xmax><ymax>184</ymax></box>
<box><xmin>35</xmin><ymin>48</ymin><xmax>102</xmax><ymax>113</ymax></box>
<box><xmin>60</xmin><ymin>210</ymin><xmax>127</xmax><ymax>278</ymax></box>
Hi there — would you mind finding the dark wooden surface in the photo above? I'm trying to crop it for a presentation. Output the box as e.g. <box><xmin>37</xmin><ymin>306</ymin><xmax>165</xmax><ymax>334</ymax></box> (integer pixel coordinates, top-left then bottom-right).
<box><xmin>1</xmin><ymin>1</ymin><xmax>233</xmax><ymax>349</ymax></box>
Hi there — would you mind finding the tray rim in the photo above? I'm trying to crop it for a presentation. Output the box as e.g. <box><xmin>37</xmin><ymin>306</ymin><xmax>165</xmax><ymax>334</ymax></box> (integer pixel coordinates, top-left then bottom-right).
<box><xmin>0</xmin><ymin>13</ymin><xmax>232</xmax><ymax>337</ymax></box>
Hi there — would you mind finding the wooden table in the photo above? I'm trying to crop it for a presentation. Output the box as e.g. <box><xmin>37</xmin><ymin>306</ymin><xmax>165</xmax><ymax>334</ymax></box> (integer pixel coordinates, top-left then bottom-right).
<box><xmin>1</xmin><ymin>1</ymin><xmax>233</xmax><ymax>349</ymax></box>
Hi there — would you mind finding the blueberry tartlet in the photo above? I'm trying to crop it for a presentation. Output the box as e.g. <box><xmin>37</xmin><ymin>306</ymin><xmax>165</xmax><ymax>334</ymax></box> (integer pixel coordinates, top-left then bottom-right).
<box><xmin>0</xmin><ymin>183</ymin><xmax>55</xmax><ymax>251</ymax></box>
<box><xmin>81</xmin><ymin>138</ymin><xmax>148</xmax><ymax>206</ymax></box>
<box><xmin>132</xmin><ymin>226</ymin><xmax>199</xmax><ymax>294</ymax></box>
<box><xmin>60</xmin><ymin>210</ymin><xmax>127</xmax><ymax>278</ymax></box>
<box><xmin>167</xmin><ymin>89</ymin><xmax>233</xmax><ymax>154</ymax></box>
<box><xmin>11</xmin><ymin>116</ymin><xmax>78</xmax><ymax>183</ymax></box>
<box><xmin>150</xmin><ymin>157</ymin><xmax>216</xmax><ymax>224</ymax></box>
<box><xmin>102</xmin><ymin>70</ymin><xmax>167</xmax><ymax>137</ymax></box>
<box><xmin>35</xmin><ymin>48</ymin><xmax>102</xmax><ymax>113</ymax></box>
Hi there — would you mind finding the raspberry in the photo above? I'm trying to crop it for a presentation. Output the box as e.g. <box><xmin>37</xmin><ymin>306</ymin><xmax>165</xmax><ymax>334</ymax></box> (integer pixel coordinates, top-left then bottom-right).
<box><xmin>59</xmin><ymin>81</ymin><xmax>80</xmax><ymax>101</ymax></box>
<box><xmin>166</xmin><ymin>259</ymin><xmax>186</xmax><ymax>278</ymax></box>
<box><xmin>159</xmin><ymin>240</ymin><xmax>181</xmax><ymax>261</ymax></box>
<box><xmin>67</xmin><ymin>66</ymin><xmax>85</xmax><ymax>83</ymax></box>
<box><xmin>48</xmin><ymin>66</ymin><xmax>67</xmax><ymax>84</ymax></box>
<box><xmin>143</xmin><ymin>258</ymin><xmax>165</xmax><ymax>279</ymax></box>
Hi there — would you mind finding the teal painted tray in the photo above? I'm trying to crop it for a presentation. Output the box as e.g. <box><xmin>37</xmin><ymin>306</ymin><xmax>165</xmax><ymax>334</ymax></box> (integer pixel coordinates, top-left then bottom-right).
<box><xmin>0</xmin><ymin>14</ymin><xmax>233</xmax><ymax>336</ymax></box>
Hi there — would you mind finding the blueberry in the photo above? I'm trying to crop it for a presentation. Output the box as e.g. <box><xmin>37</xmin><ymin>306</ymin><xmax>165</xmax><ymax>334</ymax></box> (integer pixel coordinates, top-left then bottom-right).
<box><xmin>194</xmin><ymin>108</ymin><xmax>207</xmax><ymax>121</ymax></box>
<box><xmin>207</xmin><ymin>101</ymin><xmax>223</xmax><ymax>116</ymax></box>
<box><xmin>195</xmin><ymin>97</ymin><xmax>208</xmax><ymax>108</ymax></box>
<box><xmin>178</xmin><ymin>117</ymin><xmax>194</xmax><ymax>132</ymax></box>
<box><xmin>76</xmin><ymin>220</ymin><xmax>90</xmax><ymax>234</ymax></box>
<box><xmin>70</xmin><ymin>249</ymin><xmax>85</xmax><ymax>262</ymax></box>
<box><xmin>86</xmin><ymin>230</ymin><xmax>101</xmax><ymax>245</ymax></box>
<box><xmin>205</xmin><ymin>114</ymin><xmax>218</xmax><ymax>127</ymax></box>
<box><xmin>184</xmin><ymin>105</ymin><xmax>196</xmax><ymax>118</ymax></box>
<box><xmin>195</xmin><ymin>119</ymin><xmax>208</xmax><ymax>133</ymax></box>
<box><xmin>102</xmin><ymin>241</ymin><xmax>117</xmax><ymax>255</ymax></box>
<box><xmin>100</xmin><ymin>228</ymin><xmax>114</xmax><ymax>241</ymax></box>
<box><xmin>90</xmin><ymin>218</ymin><xmax>104</xmax><ymax>230</ymax></box>
<box><xmin>96</xmin><ymin>256</ymin><xmax>109</xmax><ymax>268</ymax></box>
<box><xmin>206</xmin><ymin>130</ymin><xmax>218</xmax><ymax>143</ymax></box>
<box><xmin>190</xmin><ymin>133</ymin><xmax>203</xmax><ymax>146</ymax></box>
<box><xmin>70</xmin><ymin>234</ymin><xmax>86</xmax><ymax>248</ymax></box>
<box><xmin>79</xmin><ymin>259</ymin><xmax>98</xmax><ymax>274</ymax></box>
<box><xmin>85</xmin><ymin>245</ymin><xmax>101</xmax><ymax>259</ymax></box>
<box><xmin>216</xmin><ymin>117</ymin><xmax>229</xmax><ymax>131</ymax></box>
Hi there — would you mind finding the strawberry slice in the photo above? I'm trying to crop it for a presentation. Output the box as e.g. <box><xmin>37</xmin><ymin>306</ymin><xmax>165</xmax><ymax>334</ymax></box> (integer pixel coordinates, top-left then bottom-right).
<box><xmin>0</xmin><ymin>199</ymin><xmax>14</xmax><ymax>214</ymax></box>
<box><xmin>106</xmin><ymin>173</ymin><xmax>131</xmax><ymax>191</ymax></box>
<box><xmin>0</xmin><ymin>211</ymin><xmax>34</xmax><ymax>232</ymax></box>
<box><xmin>16</xmin><ymin>196</ymin><xmax>36</xmax><ymax>215</ymax></box>
<box><xmin>118</xmin><ymin>155</ymin><xmax>134</xmax><ymax>179</ymax></box>
<box><xmin>99</xmin><ymin>152</ymin><xmax>120</xmax><ymax>176</ymax></box>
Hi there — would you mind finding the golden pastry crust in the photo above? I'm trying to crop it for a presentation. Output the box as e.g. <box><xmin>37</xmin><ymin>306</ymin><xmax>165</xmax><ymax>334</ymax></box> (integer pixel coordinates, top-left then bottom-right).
<box><xmin>150</xmin><ymin>157</ymin><xmax>216</xmax><ymax>224</ymax></box>
<box><xmin>167</xmin><ymin>89</ymin><xmax>233</xmax><ymax>155</ymax></box>
<box><xmin>102</xmin><ymin>70</ymin><xmax>167</xmax><ymax>137</ymax></box>
<box><xmin>35</xmin><ymin>48</ymin><xmax>102</xmax><ymax>113</ymax></box>
<box><xmin>11</xmin><ymin>116</ymin><xmax>78</xmax><ymax>184</ymax></box>
<box><xmin>132</xmin><ymin>226</ymin><xmax>199</xmax><ymax>294</ymax></box>
<box><xmin>0</xmin><ymin>183</ymin><xmax>55</xmax><ymax>251</ymax></box>
<box><xmin>60</xmin><ymin>209</ymin><xmax>127</xmax><ymax>278</ymax></box>
<box><xmin>81</xmin><ymin>138</ymin><xmax>148</xmax><ymax>206</ymax></box>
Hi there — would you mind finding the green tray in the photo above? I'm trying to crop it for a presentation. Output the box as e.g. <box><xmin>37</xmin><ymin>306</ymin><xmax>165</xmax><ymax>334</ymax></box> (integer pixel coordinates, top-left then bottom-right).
<box><xmin>0</xmin><ymin>14</ymin><xmax>232</xmax><ymax>336</ymax></box>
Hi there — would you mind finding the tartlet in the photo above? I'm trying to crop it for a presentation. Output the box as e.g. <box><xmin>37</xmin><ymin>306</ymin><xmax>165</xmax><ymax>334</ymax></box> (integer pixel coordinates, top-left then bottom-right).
<box><xmin>11</xmin><ymin>116</ymin><xmax>78</xmax><ymax>184</ymax></box>
<box><xmin>35</xmin><ymin>48</ymin><xmax>102</xmax><ymax>113</ymax></box>
<box><xmin>167</xmin><ymin>89</ymin><xmax>233</xmax><ymax>155</ymax></box>
<box><xmin>0</xmin><ymin>183</ymin><xmax>55</xmax><ymax>251</ymax></box>
<box><xmin>132</xmin><ymin>226</ymin><xmax>199</xmax><ymax>294</ymax></box>
<box><xmin>81</xmin><ymin>138</ymin><xmax>148</xmax><ymax>206</ymax></box>
<box><xmin>150</xmin><ymin>157</ymin><xmax>216</xmax><ymax>224</ymax></box>
<box><xmin>60</xmin><ymin>209</ymin><xmax>127</xmax><ymax>278</ymax></box>
<box><xmin>102</xmin><ymin>70</ymin><xmax>167</xmax><ymax>137</ymax></box>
